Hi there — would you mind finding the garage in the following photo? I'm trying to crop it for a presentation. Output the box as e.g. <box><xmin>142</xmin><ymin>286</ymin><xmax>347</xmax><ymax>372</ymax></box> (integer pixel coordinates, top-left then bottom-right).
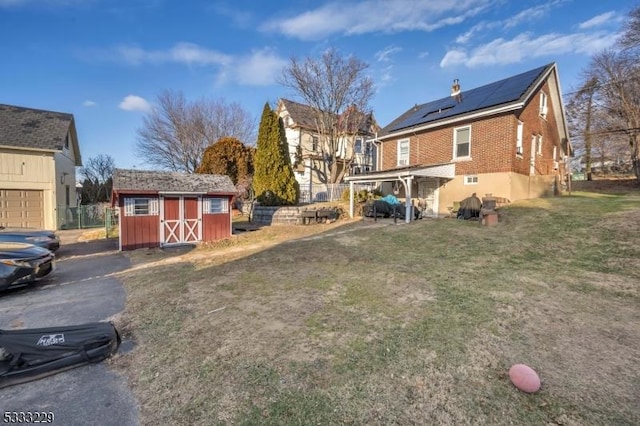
<box><xmin>0</xmin><ymin>189</ymin><xmax>44</xmax><ymax>228</ymax></box>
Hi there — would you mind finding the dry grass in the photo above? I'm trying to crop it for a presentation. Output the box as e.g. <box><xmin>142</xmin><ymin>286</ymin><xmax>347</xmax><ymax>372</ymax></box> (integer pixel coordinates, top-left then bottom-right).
<box><xmin>112</xmin><ymin>189</ymin><xmax>640</xmax><ymax>425</ymax></box>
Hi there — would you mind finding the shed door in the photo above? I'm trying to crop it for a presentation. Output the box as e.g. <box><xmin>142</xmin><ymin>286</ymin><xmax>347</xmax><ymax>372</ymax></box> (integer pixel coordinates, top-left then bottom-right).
<box><xmin>183</xmin><ymin>197</ymin><xmax>200</xmax><ymax>243</ymax></box>
<box><xmin>160</xmin><ymin>196</ymin><xmax>202</xmax><ymax>245</ymax></box>
<box><xmin>0</xmin><ymin>189</ymin><xmax>44</xmax><ymax>228</ymax></box>
<box><xmin>162</xmin><ymin>197</ymin><xmax>181</xmax><ymax>244</ymax></box>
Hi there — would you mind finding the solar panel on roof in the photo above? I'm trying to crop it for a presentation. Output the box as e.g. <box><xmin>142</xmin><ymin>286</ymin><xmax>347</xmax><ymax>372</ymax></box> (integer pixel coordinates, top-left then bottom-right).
<box><xmin>387</xmin><ymin>64</ymin><xmax>550</xmax><ymax>133</ymax></box>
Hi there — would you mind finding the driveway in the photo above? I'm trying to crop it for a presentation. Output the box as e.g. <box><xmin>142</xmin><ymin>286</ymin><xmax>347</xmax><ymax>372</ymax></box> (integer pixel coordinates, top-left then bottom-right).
<box><xmin>0</xmin><ymin>235</ymin><xmax>140</xmax><ymax>426</ymax></box>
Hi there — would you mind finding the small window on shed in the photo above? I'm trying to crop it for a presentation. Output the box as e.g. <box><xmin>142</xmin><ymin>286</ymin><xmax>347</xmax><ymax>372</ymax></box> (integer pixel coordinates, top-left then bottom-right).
<box><xmin>124</xmin><ymin>198</ymin><xmax>158</xmax><ymax>216</ymax></box>
<box><xmin>203</xmin><ymin>197</ymin><xmax>229</xmax><ymax>214</ymax></box>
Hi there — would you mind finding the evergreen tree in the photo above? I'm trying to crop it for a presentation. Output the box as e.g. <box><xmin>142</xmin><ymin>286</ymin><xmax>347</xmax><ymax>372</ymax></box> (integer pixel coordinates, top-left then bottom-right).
<box><xmin>253</xmin><ymin>103</ymin><xmax>299</xmax><ymax>205</ymax></box>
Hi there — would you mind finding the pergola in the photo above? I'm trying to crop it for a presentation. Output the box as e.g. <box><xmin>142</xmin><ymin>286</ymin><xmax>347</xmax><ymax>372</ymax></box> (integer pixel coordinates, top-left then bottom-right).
<box><xmin>344</xmin><ymin>163</ymin><xmax>455</xmax><ymax>223</ymax></box>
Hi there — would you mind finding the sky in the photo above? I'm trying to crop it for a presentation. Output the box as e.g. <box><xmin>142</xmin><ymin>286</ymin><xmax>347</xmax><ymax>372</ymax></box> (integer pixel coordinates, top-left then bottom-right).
<box><xmin>0</xmin><ymin>0</ymin><xmax>635</xmax><ymax>171</ymax></box>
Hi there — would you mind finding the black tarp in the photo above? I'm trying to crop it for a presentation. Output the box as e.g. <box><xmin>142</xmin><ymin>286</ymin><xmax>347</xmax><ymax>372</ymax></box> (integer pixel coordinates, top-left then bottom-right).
<box><xmin>0</xmin><ymin>322</ymin><xmax>120</xmax><ymax>389</ymax></box>
<box><xmin>457</xmin><ymin>193</ymin><xmax>482</xmax><ymax>220</ymax></box>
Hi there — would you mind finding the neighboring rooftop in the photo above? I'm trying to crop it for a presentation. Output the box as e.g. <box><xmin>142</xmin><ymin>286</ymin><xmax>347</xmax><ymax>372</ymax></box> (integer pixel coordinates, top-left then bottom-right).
<box><xmin>381</xmin><ymin>63</ymin><xmax>553</xmax><ymax>136</ymax></box>
<box><xmin>0</xmin><ymin>104</ymin><xmax>75</xmax><ymax>151</ymax></box>
<box><xmin>112</xmin><ymin>169</ymin><xmax>236</xmax><ymax>194</ymax></box>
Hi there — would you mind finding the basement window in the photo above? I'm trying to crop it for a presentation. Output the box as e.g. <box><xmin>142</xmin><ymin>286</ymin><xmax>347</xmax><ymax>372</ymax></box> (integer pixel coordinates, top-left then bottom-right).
<box><xmin>464</xmin><ymin>175</ymin><xmax>478</xmax><ymax>185</ymax></box>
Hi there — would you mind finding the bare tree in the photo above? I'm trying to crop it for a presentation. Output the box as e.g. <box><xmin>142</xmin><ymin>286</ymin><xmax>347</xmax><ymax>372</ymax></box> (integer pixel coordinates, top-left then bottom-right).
<box><xmin>80</xmin><ymin>154</ymin><xmax>115</xmax><ymax>203</ymax></box>
<box><xmin>135</xmin><ymin>90</ymin><xmax>256</xmax><ymax>173</ymax></box>
<box><xmin>588</xmin><ymin>50</ymin><xmax>640</xmax><ymax>181</ymax></box>
<box><xmin>279</xmin><ymin>47</ymin><xmax>375</xmax><ymax>184</ymax></box>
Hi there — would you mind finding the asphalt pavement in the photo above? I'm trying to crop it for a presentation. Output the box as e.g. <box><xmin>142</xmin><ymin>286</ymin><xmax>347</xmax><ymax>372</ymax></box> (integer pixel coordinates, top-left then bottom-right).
<box><xmin>0</xmin><ymin>235</ymin><xmax>140</xmax><ymax>425</ymax></box>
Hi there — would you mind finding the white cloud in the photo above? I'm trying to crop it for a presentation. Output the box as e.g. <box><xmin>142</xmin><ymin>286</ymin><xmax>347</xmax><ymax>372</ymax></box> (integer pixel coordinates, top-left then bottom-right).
<box><xmin>262</xmin><ymin>0</ymin><xmax>493</xmax><ymax>40</ymax></box>
<box><xmin>119</xmin><ymin>95</ymin><xmax>151</xmax><ymax>112</ymax></box>
<box><xmin>440</xmin><ymin>31</ymin><xmax>620</xmax><ymax>68</ymax></box>
<box><xmin>579</xmin><ymin>11</ymin><xmax>618</xmax><ymax>30</ymax></box>
<box><xmin>228</xmin><ymin>48</ymin><xmax>288</xmax><ymax>86</ymax></box>
<box><xmin>100</xmin><ymin>43</ymin><xmax>284</xmax><ymax>87</ymax></box>
<box><xmin>375</xmin><ymin>46</ymin><xmax>402</xmax><ymax>62</ymax></box>
<box><xmin>83</xmin><ymin>100</ymin><xmax>97</xmax><ymax>107</ymax></box>
<box><xmin>113</xmin><ymin>43</ymin><xmax>231</xmax><ymax>66</ymax></box>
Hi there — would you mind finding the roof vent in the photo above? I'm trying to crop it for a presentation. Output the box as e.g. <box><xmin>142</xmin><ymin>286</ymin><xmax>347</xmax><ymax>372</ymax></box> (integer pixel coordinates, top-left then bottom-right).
<box><xmin>451</xmin><ymin>79</ymin><xmax>462</xmax><ymax>103</ymax></box>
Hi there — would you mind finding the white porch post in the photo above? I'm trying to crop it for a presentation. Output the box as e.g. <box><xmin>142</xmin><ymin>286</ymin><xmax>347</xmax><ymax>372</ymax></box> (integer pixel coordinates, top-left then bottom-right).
<box><xmin>405</xmin><ymin>176</ymin><xmax>413</xmax><ymax>223</ymax></box>
<box><xmin>349</xmin><ymin>181</ymin><xmax>354</xmax><ymax>218</ymax></box>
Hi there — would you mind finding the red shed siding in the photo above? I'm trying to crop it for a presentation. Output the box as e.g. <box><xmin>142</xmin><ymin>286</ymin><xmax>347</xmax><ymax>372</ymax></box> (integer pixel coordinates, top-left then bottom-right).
<box><xmin>119</xmin><ymin>197</ymin><xmax>160</xmax><ymax>251</ymax></box>
<box><xmin>118</xmin><ymin>193</ymin><xmax>232</xmax><ymax>251</ymax></box>
<box><xmin>202</xmin><ymin>196</ymin><xmax>232</xmax><ymax>241</ymax></box>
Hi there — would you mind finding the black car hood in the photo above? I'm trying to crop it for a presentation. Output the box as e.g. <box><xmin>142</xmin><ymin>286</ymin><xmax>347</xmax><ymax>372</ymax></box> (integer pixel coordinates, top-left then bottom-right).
<box><xmin>0</xmin><ymin>228</ymin><xmax>56</xmax><ymax>238</ymax></box>
<box><xmin>0</xmin><ymin>242</ymin><xmax>52</xmax><ymax>259</ymax></box>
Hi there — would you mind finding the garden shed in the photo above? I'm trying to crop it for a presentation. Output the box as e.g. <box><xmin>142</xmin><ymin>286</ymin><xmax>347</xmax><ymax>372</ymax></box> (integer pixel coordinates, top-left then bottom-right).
<box><xmin>112</xmin><ymin>169</ymin><xmax>236</xmax><ymax>251</ymax></box>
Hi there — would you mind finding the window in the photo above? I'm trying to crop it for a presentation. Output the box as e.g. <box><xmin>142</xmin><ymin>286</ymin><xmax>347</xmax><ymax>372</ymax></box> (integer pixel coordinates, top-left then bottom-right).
<box><xmin>552</xmin><ymin>146</ymin><xmax>557</xmax><ymax>161</ymax></box>
<box><xmin>203</xmin><ymin>197</ymin><xmax>229</xmax><ymax>214</ymax></box>
<box><xmin>454</xmin><ymin>126</ymin><xmax>471</xmax><ymax>159</ymax></box>
<box><xmin>397</xmin><ymin>138</ymin><xmax>409</xmax><ymax>166</ymax></box>
<box><xmin>64</xmin><ymin>134</ymin><xmax>69</xmax><ymax>149</ymax></box>
<box><xmin>464</xmin><ymin>175</ymin><xmax>478</xmax><ymax>185</ymax></box>
<box><xmin>311</xmin><ymin>136</ymin><xmax>319</xmax><ymax>152</ymax></box>
<box><xmin>354</xmin><ymin>137</ymin><xmax>363</xmax><ymax>154</ymax></box>
<box><xmin>65</xmin><ymin>185</ymin><xmax>70</xmax><ymax>206</ymax></box>
<box><xmin>124</xmin><ymin>198</ymin><xmax>159</xmax><ymax>216</ymax></box>
<box><xmin>536</xmin><ymin>135</ymin><xmax>543</xmax><ymax>155</ymax></box>
<box><xmin>539</xmin><ymin>92</ymin><xmax>548</xmax><ymax>119</ymax></box>
<box><xmin>516</xmin><ymin>121</ymin><xmax>524</xmax><ymax>156</ymax></box>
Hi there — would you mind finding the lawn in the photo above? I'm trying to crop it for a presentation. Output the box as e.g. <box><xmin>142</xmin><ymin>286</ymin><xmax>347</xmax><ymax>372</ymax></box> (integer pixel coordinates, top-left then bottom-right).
<box><xmin>112</xmin><ymin>188</ymin><xmax>640</xmax><ymax>425</ymax></box>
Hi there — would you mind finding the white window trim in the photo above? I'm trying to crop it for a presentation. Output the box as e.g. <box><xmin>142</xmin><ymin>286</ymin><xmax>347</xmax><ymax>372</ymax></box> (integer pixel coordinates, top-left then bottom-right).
<box><xmin>464</xmin><ymin>175</ymin><xmax>478</xmax><ymax>185</ymax></box>
<box><xmin>536</xmin><ymin>135</ymin><xmax>543</xmax><ymax>156</ymax></box>
<box><xmin>203</xmin><ymin>197</ymin><xmax>229</xmax><ymax>214</ymax></box>
<box><xmin>124</xmin><ymin>197</ymin><xmax>158</xmax><ymax>216</ymax></box>
<box><xmin>516</xmin><ymin>121</ymin><xmax>524</xmax><ymax>157</ymax></box>
<box><xmin>539</xmin><ymin>92</ymin><xmax>548</xmax><ymax>119</ymax></box>
<box><xmin>397</xmin><ymin>138</ymin><xmax>410</xmax><ymax>166</ymax></box>
<box><xmin>453</xmin><ymin>125</ymin><xmax>471</xmax><ymax>160</ymax></box>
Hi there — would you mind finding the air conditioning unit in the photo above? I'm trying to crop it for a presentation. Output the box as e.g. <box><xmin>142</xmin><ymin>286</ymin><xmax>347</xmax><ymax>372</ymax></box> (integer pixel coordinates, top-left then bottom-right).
<box><xmin>553</xmin><ymin>161</ymin><xmax>559</xmax><ymax>170</ymax></box>
<box><xmin>516</xmin><ymin>146</ymin><xmax>523</xmax><ymax>155</ymax></box>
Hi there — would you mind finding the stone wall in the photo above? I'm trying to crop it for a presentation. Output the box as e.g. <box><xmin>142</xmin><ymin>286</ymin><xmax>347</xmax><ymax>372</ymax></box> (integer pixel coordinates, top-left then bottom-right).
<box><xmin>251</xmin><ymin>205</ymin><xmax>303</xmax><ymax>225</ymax></box>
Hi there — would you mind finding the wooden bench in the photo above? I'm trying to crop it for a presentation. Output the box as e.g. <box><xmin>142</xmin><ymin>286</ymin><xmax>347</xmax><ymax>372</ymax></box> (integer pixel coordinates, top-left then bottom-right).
<box><xmin>301</xmin><ymin>208</ymin><xmax>338</xmax><ymax>224</ymax></box>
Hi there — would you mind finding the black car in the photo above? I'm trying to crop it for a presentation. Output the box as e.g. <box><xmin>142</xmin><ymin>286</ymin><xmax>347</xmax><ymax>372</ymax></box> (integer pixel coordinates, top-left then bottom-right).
<box><xmin>0</xmin><ymin>242</ymin><xmax>56</xmax><ymax>291</ymax></box>
<box><xmin>0</xmin><ymin>226</ymin><xmax>60</xmax><ymax>251</ymax></box>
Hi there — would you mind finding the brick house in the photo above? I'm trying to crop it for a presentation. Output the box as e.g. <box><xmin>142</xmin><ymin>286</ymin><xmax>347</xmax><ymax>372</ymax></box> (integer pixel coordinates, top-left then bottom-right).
<box><xmin>345</xmin><ymin>62</ymin><xmax>572</xmax><ymax>220</ymax></box>
<box><xmin>276</xmin><ymin>98</ymin><xmax>380</xmax><ymax>201</ymax></box>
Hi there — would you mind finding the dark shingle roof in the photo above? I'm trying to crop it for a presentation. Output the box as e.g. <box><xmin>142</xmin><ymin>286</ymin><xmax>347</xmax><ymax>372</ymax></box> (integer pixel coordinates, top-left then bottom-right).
<box><xmin>112</xmin><ymin>169</ymin><xmax>236</xmax><ymax>193</ymax></box>
<box><xmin>280</xmin><ymin>98</ymin><xmax>379</xmax><ymax>135</ymax></box>
<box><xmin>280</xmin><ymin>98</ymin><xmax>318</xmax><ymax>129</ymax></box>
<box><xmin>380</xmin><ymin>63</ymin><xmax>553</xmax><ymax>136</ymax></box>
<box><xmin>0</xmin><ymin>104</ymin><xmax>74</xmax><ymax>151</ymax></box>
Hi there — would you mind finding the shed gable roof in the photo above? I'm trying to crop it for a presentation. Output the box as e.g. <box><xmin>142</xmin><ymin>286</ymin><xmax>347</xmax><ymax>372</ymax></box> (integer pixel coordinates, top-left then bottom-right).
<box><xmin>0</xmin><ymin>103</ymin><xmax>75</xmax><ymax>150</ymax></box>
<box><xmin>112</xmin><ymin>169</ymin><xmax>236</xmax><ymax>194</ymax></box>
<box><xmin>380</xmin><ymin>63</ymin><xmax>554</xmax><ymax>137</ymax></box>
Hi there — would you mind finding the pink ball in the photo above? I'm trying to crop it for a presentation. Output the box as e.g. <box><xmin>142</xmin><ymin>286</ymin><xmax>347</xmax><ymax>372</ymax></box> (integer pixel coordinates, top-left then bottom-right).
<box><xmin>509</xmin><ymin>364</ymin><xmax>541</xmax><ymax>393</ymax></box>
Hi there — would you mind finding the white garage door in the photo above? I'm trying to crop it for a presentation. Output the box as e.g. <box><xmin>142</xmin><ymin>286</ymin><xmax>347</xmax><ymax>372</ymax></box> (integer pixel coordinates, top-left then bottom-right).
<box><xmin>0</xmin><ymin>189</ymin><xmax>44</xmax><ymax>228</ymax></box>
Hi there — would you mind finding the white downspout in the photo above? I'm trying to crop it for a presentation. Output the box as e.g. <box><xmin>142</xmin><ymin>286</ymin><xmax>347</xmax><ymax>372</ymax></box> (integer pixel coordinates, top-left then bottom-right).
<box><xmin>349</xmin><ymin>181</ymin><xmax>354</xmax><ymax>218</ymax></box>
